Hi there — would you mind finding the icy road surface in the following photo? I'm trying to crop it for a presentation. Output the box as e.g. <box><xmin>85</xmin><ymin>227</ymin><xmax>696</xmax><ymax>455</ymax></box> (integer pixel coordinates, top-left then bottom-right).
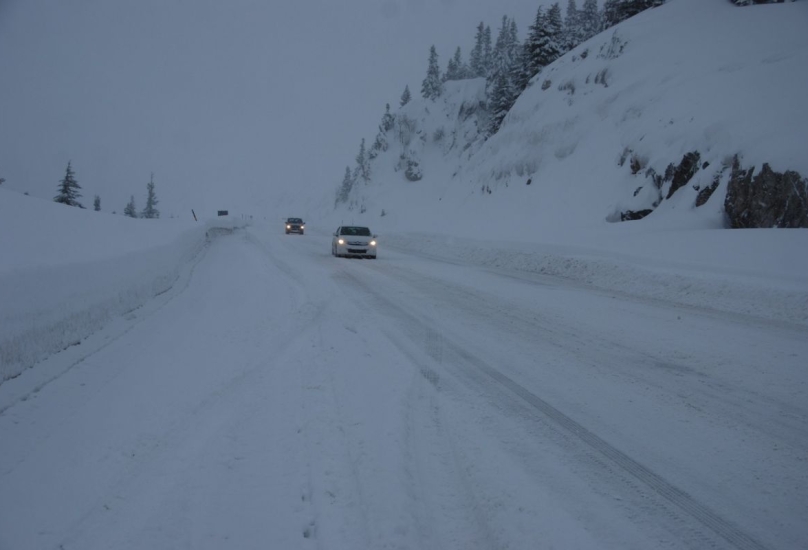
<box><xmin>1</xmin><ymin>226</ymin><xmax>806</xmax><ymax>550</ymax></box>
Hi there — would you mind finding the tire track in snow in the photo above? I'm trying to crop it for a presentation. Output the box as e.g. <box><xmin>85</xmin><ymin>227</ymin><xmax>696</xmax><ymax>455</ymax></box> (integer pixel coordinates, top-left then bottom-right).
<box><xmin>338</xmin><ymin>268</ymin><xmax>771</xmax><ymax>550</ymax></box>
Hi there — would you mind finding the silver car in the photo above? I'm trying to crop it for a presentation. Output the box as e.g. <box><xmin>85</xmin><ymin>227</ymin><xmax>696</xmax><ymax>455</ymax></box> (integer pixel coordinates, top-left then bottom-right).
<box><xmin>332</xmin><ymin>226</ymin><xmax>377</xmax><ymax>259</ymax></box>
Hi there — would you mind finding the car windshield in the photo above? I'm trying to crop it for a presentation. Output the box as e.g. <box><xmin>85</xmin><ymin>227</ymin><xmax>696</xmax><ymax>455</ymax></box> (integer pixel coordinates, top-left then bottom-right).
<box><xmin>287</xmin><ymin>218</ymin><xmax>302</xmax><ymax>223</ymax></box>
<box><xmin>340</xmin><ymin>226</ymin><xmax>371</xmax><ymax>236</ymax></box>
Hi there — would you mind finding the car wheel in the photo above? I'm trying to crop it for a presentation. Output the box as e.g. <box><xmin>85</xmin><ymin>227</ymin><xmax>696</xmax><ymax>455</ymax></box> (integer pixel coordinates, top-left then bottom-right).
<box><xmin>300</xmin><ymin>231</ymin><xmax>304</xmax><ymax>235</ymax></box>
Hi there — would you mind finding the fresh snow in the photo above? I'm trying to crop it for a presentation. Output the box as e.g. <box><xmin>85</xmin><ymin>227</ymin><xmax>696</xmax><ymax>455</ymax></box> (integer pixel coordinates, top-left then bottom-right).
<box><xmin>2</xmin><ymin>1</ymin><xmax>808</xmax><ymax>549</ymax></box>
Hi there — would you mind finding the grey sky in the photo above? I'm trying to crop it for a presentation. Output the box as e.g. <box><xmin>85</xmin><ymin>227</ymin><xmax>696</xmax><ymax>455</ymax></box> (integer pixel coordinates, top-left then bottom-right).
<box><xmin>0</xmin><ymin>0</ymin><xmax>546</xmax><ymax>218</ymax></box>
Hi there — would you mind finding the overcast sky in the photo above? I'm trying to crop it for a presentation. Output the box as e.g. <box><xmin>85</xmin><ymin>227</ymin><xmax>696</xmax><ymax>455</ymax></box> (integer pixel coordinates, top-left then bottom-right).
<box><xmin>0</xmin><ymin>0</ymin><xmax>548</xmax><ymax>219</ymax></box>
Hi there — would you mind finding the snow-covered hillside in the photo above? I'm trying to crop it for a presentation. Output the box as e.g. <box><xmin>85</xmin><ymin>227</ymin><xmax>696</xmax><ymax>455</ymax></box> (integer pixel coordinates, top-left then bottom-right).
<box><xmin>331</xmin><ymin>0</ymin><xmax>808</xmax><ymax>238</ymax></box>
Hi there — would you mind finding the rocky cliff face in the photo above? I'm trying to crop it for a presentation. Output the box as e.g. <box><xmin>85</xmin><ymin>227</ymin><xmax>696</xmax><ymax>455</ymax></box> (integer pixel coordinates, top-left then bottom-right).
<box><xmin>724</xmin><ymin>156</ymin><xmax>808</xmax><ymax>228</ymax></box>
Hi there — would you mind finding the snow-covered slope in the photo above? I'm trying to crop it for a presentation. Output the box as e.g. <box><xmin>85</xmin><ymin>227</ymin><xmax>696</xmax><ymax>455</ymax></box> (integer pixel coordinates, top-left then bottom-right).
<box><xmin>331</xmin><ymin>0</ymin><xmax>808</xmax><ymax>238</ymax></box>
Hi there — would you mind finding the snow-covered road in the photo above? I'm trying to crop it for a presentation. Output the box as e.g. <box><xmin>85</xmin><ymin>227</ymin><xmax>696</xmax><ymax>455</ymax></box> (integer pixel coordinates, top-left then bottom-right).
<box><xmin>1</xmin><ymin>226</ymin><xmax>806</xmax><ymax>550</ymax></box>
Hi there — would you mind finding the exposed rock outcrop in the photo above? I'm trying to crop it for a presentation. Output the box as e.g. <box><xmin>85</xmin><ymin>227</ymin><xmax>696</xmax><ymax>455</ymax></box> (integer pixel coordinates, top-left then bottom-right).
<box><xmin>620</xmin><ymin>209</ymin><xmax>653</xmax><ymax>221</ymax></box>
<box><xmin>695</xmin><ymin>173</ymin><xmax>721</xmax><ymax>207</ymax></box>
<box><xmin>724</xmin><ymin>156</ymin><xmax>808</xmax><ymax>228</ymax></box>
<box><xmin>666</xmin><ymin>151</ymin><xmax>701</xmax><ymax>199</ymax></box>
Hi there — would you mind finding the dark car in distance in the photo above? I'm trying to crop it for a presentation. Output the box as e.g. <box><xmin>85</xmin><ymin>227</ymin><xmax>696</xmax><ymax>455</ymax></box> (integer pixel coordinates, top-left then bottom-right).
<box><xmin>285</xmin><ymin>218</ymin><xmax>305</xmax><ymax>235</ymax></box>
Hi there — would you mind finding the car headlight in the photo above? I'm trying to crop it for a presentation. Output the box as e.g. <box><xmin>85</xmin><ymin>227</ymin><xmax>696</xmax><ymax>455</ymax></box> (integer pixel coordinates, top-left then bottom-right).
<box><xmin>370</xmin><ymin>240</ymin><xmax>376</xmax><ymax>246</ymax></box>
<box><xmin>286</xmin><ymin>225</ymin><xmax>291</xmax><ymax>229</ymax></box>
<box><xmin>338</xmin><ymin>238</ymin><xmax>344</xmax><ymax>245</ymax></box>
<box><xmin>301</xmin><ymin>225</ymin><xmax>305</xmax><ymax>229</ymax></box>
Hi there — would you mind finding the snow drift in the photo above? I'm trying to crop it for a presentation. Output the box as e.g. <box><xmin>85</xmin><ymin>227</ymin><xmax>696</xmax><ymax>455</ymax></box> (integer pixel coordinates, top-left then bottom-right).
<box><xmin>0</xmin><ymin>189</ymin><xmax>244</xmax><ymax>383</ymax></box>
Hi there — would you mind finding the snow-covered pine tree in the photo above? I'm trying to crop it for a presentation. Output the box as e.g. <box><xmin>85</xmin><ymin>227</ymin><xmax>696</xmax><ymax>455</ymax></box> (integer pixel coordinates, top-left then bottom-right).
<box><xmin>336</xmin><ymin>166</ymin><xmax>354</xmax><ymax>205</ymax></box>
<box><xmin>533</xmin><ymin>3</ymin><xmax>564</xmax><ymax>69</ymax></box>
<box><xmin>93</xmin><ymin>195</ymin><xmax>101</xmax><ymax>211</ymax></box>
<box><xmin>470</xmin><ymin>22</ymin><xmax>486</xmax><ymax>77</ymax></box>
<box><xmin>488</xmin><ymin>70</ymin><xmax>514</xmax><ymax>136</ymax></box>
<box><xmin>564</xmin><ymin>0</ymin><xmax>583</xmax><ymax>51</ymax></box>
<box><xmin>579</xmin><ymin>0</ymin><xmax>603</xmax><ymax>42</ymax></box>
<box><xmin>400</xmin><ymin>84</ymin><xmax>412</xmax><ymax>107</ymax></box>
<box><xmin>488</xmin><ymin>16</ymin><xmax>511</xmax><ymax>86</ymax></box>
<box><xmin>141</xmin><ymin>173</ymin><xmax>160</xmax><ymax>219</ymax></box>
<box><xmin>508</xmin><ymin>18</ymin><xmax>522</xmax><ymax>78</ymax></box>
<box><xmin>53</xmin><ymin>161</ymin><xmax>83</xmax><ymax>208</ymax></box>
<box><xmin>510</xmin><ymin>40</ymin><xmax>531</xmax><ymax>96</ymax></box>
<box><xmin>482</xmin><ymin>26</ymin><xmax>493</xmax><ymax>77</ymax></box>
<box><xmin>444</xmin><ymin>54</ymin><xmax>457</xmax><ymax>82</ymax></box>
<box><xmin>381</xmin><ymin>103</ymin><xmax>395</xmax><ymax>132</ymax></box>
<box><xmin>371</xmin><ymin>104</ymin><xmax>395</xmax><ymax>158</ymax></box>
<box><xmin>525</xmin><ymin>6</ymin><xmax>546</xmax><ymax>80</ymax></box>
<box><xmin>603</xmin><ymin>0</ymin><xmax>663</xmax><ymax>28</ymax></box>
<box><xmin>486</xmin><ymin>16</ymin><xmax>523</xmax><ymax>134</ymax></box>
<box><xmin>444</xmin><ymin>47</ymin><xmax>466</xmax><ymax>81</ymax></box>
<box><xmin>488</xmin><ymin>17</ymin><xmax>520</xmax><ymax>91</ymax></box>
<box><xmin>354</xmin><ymin>138</ymin><xmax>370</xmax><ymax>184</ymax></box>
<box><xmin>421</xmin><ymin>45</ymin><xmax>442</xmax><ymax>100</ymax></box>
<box><xmin>124</xmin><ymin>195</ymin><xmax>137</xmax><ymax>218</ymax></box>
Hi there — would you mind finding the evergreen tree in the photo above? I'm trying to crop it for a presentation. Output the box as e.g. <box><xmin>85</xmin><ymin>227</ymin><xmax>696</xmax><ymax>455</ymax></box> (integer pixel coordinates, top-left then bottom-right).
<box><xmin>486</xmin><ymin>15</ymin><xmax>509</xmax><ymax>82</ymax></box>
<box><xmin>141</xmin><ymin>173</ymin><xmax>160</xmax><ymax>219</ymax></box>
<box><xmin>336</xmin><ymin>166</ymin><xmax>354</xmax><ymax>205</ymax></box>
<box><xmin>444</xmin><ymin>47</ymin><xmax>466</xmax><ymax>81</ymax></box>
<box><xmin>444</xmin><ymin>55</ymin><xmax>457</xmax><ymax>83</ymax></box>
<box><xmin>421</xmin><ymin>45</ymin><xmax>442</xmax><ymax>100</ymax></box>
<box><xmin>381</xmin><ymin>103</ymin><xmax>395</xmax><ymax>132</ymax></box>
<box><xmin>124</xmin><ymin>195</ymin><xmax>137</xmax><ymax>218</ymax></box>
<box><xmin>488</xmin><ymin>17</ymin><xmax>520</xmax><ymax>89</ymax></box>
<box><xmin>484</xmin><ymin>16</ymin><xmax>525</xmax><ymax>135</ymax></box>
<box><xmin>53</xmin><ymin>161</ymin><xmax>83</xmax><ymax>208</ymax></box>
<box><xmin>489</xmin><ymin>16</ymin><xmax>510</xmax><ymax>85</ymax></box>
<box><xmin>532</xmin><ymin>3</ymin><xmax>564</xmax><ymax>70</ymax></box>
<box><xmin>603</xmin><ymin>0</ymin><xmax>663</xmax><ymax>28</ymax></box>
<box><xmin>93</xmin><ymin>195</ymin><xmax>101</xmax><ymax>211</ymax></box>
<box><xmin>470</xmin><ymin>22</ymin><xmax>486</xmax><ymax>77</ymax></box>
<box><xmin>482</xmin><ymin>25</ymin><xmax>493</xmax><ymax>77</ymax></box>
<box><xmin>400</xmin><ymin>84</ymin><xmax>412</xmax><ymax>107</ymax></box>
<box><xmin>564</xmin><ymin>0</ymin><xmax>583</xmax><ymax>51</ymax></box>
<box><xmin>510</xmin><ymin>41</ymin><xmax>532</xmax><ymax>95</ymax></box>
<box><xmin>579</xmin><ymin>0</ymin><xmax>603</xmax><ymax>42</ymax></box>
<box><xmin>525</xmin><ymin>6</ymin><xmax>546</xmax><ymax>80</ymax></box>
<box><xmin>488</xmin><ymin>70</ymin><xmax>514</xmax><ymax>136</ymax></box>
<box><xmin>371</xmin><ymin>104</ymin><xmax>395</xmax><ymax>158</ymax></box>
<box><xmin>354</xmin><ymin>138</ymin><xmax>370</xmax><ymax>184</ymax></box>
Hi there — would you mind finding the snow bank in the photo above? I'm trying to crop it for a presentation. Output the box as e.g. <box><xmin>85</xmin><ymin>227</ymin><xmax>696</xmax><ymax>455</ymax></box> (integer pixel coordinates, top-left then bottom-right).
<box><xmin>383</xmin><ymin>229</ymin><xmax>808</xmax><ymax>327</ymax></box>
<box><xmin>0</xmin><ymin>190</ymin><xmax>245</xmax><ymax>383</ymax></box>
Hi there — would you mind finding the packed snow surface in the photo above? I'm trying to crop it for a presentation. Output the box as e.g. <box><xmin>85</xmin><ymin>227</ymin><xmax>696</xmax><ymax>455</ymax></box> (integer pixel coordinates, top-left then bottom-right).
<box><xmin>1</xmin><ymin>189</ymin><xmax>807</xmax><ymax>549</ymax></box>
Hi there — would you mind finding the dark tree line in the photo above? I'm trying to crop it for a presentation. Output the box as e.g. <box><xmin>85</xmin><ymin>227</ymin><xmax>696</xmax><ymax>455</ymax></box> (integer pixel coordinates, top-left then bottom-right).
<box><xmin>337</xmin><ymin>0</ymin><xmax>672</xmax><ymax>204</ymax></box>
<box><xmin>412</xmin><ymin>0</ymin><xmax>617</xmax><ymax>135</ymax></box>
